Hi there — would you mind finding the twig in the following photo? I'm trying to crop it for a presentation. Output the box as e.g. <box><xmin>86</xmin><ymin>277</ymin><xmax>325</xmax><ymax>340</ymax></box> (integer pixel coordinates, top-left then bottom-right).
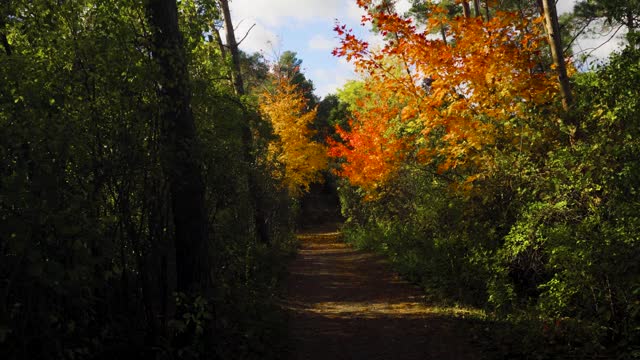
<box><xmin>237</xmin><ymin>23</ymin><xmax>256</xmax><ymax>46</ymax></box>
<box><xmin>573</xmin><ymin>24</ymin><xmax>625</xmax><ymax>57</ymax></box>
<box><xmin>563</xmin><ymin>18</ymin><xmax>593</xmax><ymax>54</ymax></box>
<box><xmin>235</xmin><ymin>19</ymin><xmax>244</xmax><ymax>31</ymax></box>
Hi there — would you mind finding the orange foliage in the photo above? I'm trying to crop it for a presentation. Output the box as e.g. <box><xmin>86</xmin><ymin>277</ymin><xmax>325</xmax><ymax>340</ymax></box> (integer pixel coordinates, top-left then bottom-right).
<box><xmin>330</xmin><ymin>1</ymin><xmax>558</xmax><ymax>190</ymax></box>
<box><xmin>327</xmin><ymin>83</ymin><xmax>407</xmax><ymax>190</ymax></box>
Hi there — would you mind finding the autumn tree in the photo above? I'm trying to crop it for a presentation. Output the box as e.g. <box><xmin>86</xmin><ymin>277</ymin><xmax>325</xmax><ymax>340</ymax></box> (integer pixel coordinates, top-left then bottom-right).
<box><xmin>327</xmin><ymin>70</ymin><xmax>409</xmax><ymax>191</ymax></box>
<box><xmin>260</xmin><ymin>75</ymin><xmax>327</xmax><ymax>196</ymax></box>
<box><xmin>330</xmin><ymin>0</ymin><xmax>558</xmax><ymax>191</ymax></box>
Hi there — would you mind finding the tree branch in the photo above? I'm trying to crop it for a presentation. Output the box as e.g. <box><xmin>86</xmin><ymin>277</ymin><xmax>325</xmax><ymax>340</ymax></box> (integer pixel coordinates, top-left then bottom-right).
<box><xmin>563</xmin><ymin>18</ymin><xmax>593</xmax><ymax>54</ymax></box>
<box><xmin>237</xmin><ymin>23</ymin><xmax>256</xmax><ymax>46</ymax></box>
<box><xmin>585</xmin><ymin>24</ymin><xmax>625</xmax><ymax>57</ymax></box>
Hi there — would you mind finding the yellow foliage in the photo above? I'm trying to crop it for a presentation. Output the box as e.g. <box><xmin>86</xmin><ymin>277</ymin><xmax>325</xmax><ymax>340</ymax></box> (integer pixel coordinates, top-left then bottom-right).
<box><xmin>260</xmin><ymin>78</ymin><xmax>328</xmax><ymax>196</ymax></box>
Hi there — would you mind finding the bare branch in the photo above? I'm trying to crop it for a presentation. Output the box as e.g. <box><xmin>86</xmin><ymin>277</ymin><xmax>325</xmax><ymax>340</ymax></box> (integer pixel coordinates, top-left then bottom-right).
<box><xmin>563</xmin><ymin>18</ymin><xmax>594</xmax><ymax>54</ymax></box>
<box><xmin>237</xmin><ymin>23</ymin><xmax>256</xmax><ymax>46</ymax></box>
<box><xmin>586</xmin><ymin>24</ymin><xmax>625</xmax><ymax>57</ymax></box>
<box><xmin>572</xmin><ymin>24</ymin><xmax>625</xmax><ymax>57</ymax></box>
<box><xmin>234</xmin><ymin>18</ymin><xmax>244</xmax><ymax>31</ymax></box>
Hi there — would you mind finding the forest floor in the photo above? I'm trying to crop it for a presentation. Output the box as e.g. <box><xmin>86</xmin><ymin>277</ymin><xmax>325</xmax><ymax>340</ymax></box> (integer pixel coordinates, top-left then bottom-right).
<box><xmin>284</xmin><ymin>225</ymin><xmax>484</xmax><ymax>360</ymax></box>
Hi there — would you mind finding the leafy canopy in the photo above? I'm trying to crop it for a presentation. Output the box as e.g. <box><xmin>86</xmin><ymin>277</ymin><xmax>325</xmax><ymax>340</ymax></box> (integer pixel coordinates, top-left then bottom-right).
<box><xmin>330</xmin><ymin>0</ymin><xmax>559</xmax><ymax>192</ymax></box>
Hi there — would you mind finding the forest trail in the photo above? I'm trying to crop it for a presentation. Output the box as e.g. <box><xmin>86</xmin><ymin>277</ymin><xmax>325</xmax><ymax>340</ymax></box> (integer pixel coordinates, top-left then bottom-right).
<box><xmin>285</xmin><ymin>226</ymin><xmax>482</xmax><ymax>360</ymax></box>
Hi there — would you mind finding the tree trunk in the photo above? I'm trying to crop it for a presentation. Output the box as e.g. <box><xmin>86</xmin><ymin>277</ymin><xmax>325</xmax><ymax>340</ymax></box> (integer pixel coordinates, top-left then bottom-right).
<box><xmin>212</xmin><ymin>27</ymin><xmax>227</xmax><ymax>58</ymax></box>
<box><xmin>541</xmin><ymin>0</ymin><xmax>573</xmax><ymax>111</ymax></box>
<box><xmin>218</xmin><ymin>0</ymin><xmax>270</xmax><ymax>244</ymax></box>
<box><xmin>462</xmin><ymin>1</ymin><xmax>471</xmax><ymax>18</ymax></box>
<box><xmin>219</xmin><ymin>0</ymin><xmax>244</xmax><ymax>96</ymax></box>
<box><xmin>472</xmin><ymin>0</ymin><xmax>482</xmax><ymax>19</ymax></box>
<box><xmin>627</xmin><ymin>10</ymin><xmax>637</xmax><ymax>47</ymax></box>
<box><xmin>145</xmin><ymin>0</ymin><xmax>210</xmax><ymax>293</ymax></box>
<box><xmin>484</xmin><ymin>0</ymin><xmax>491</xmax><ymax>21</ymax></box>
<box><xmin>540</xmin><ymin>0</ymin><xmax>579</xmax><ymax>143</ymax></box>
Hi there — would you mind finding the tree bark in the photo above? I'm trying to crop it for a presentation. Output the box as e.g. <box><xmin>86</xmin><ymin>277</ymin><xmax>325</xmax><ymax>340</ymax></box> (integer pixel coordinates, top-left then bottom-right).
<box><xmin>462</xmin><ymin>1</ymin><xmax>471</xmax><ymax>18</ymax></box>
<box><xmin>627</xmin><ymin>10</ymin><xmax>637</xmax><ymax>47</ymax></box>
<box><xmin>484</xmin><ymin>0</ymin><xmax>491</xmax><ymax>21</ymax></box>
<box><xmin>472</xmin><ymin>0</ymin><xmax>482</xmax><ymax>19</ymax></box>
<box><xmin>145</xmin><ymin>0</ymin><xmax>210</xmax><ymax>293</ymax></box>
<box><xmin>219</xmin><ymin>0</ymin><xmax>244</xmax><ymax>96</ymax></box>
<box><xmin>218</xmin><ymin>0</ymin><xmax>270</xmax><ymax>244</ymax></box>
<box><xmin>212</xmin><ymin>27</ymin><xmax>227</xmax><ymax>58</ymax></box>
<box><xmin>541</xmin><ymin>0</ymin><xmax>573</xmax><ymax>111</ymax></box>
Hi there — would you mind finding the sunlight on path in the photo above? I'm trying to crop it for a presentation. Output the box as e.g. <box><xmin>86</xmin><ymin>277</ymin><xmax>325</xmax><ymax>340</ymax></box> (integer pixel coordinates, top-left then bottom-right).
<box><xmin>287</xmin><ymin>300</ymin><xmax>482</xmax><ymax>318</ymax></box>
<box><xmin>285</xmin><ymin>229</ymin><xmax>481</xmax><ymax>360</ymax></box>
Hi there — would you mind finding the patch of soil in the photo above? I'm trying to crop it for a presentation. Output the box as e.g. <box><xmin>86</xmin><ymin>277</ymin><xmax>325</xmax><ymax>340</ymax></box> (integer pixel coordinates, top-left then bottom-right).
<box><xmin>285</xmin><ymin>228</ymin><xmax>482</xmax><ymax>360</ymax></box>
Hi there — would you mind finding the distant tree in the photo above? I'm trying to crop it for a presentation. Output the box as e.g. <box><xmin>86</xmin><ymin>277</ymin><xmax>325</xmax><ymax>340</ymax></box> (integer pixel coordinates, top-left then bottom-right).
<box><xmin>240</xmin><ymin>52</ymin><xmax>270</xmax><ymax>94</ymax></box>
<box><xmin>312</xmin><ymin>94</ymin><xmax>351</xmax><ymax>144</ymax></box>
<box><xmin>277</xmin><ymin>51</ymin><xmax>318</xmax><ymax>109</ymax></box>
<box><xmin>260</xmin><ymin>76</ymin><xmax>327</xmax><ymax>196</ymax></box>
<box><xmin>574</xmin><ymin>0</ymin><xmax>639</xmax><ymax>45</ymax></box>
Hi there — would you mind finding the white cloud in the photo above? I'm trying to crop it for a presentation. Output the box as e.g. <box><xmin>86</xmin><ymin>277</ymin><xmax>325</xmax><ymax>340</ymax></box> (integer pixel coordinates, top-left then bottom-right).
<box><xmin>220</xmin><ymin>22</ymin><xmax>280</xmax><ymax>54</ymax></box>
<box><xmin>572</xmin><ymin>20</ymin><xmax>628</xmax><ymax>64</ymax></box>
<box><xmin>346</xmin><ymin>1</ymin><xmax>367</xmax><ymax>23</ymax></box>
<box><xmin>557</xmin><ymin>0</ymin><xmax>577</xmax><ymax>15</ymax></box>
<box><xmin>312</xmin><ymin>58</ymin><xmax>357</xmax><ymax>97</ymax></box>
<box><xmin>229</xmin><ymin>0</ymin><xmax>346</xmax><ymax>27</ymax></box>
<box><xmin>395</xmin><ymin>0</ymin><xmax>412</xmax><ymax>15</ymax></box>
<box><xmin>365</xmin><ymin>31</ymin><xmax>386</xmax><ymax>51</ymax></box>
<box><xmin>308</xmin><ymin>34</ymin><xmax>337</xmax><ymax>51</ymax></box>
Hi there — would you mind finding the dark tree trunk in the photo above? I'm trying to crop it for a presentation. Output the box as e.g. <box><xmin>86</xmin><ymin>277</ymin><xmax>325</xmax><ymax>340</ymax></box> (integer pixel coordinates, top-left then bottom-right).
<box><xmin>472</xmin><ymin>0</ymin><xmax>482</xmax><ymax>19</ymax></box>
<box><xmin>145</xmin><ymin>0</ymin><xmax>210</xmax><ymax>293</ymax></box>
<box><xmin>627</xmin><ymin>10</ymin><xmax>637</xmax><ymax>47</ymax></box>
<box><xmin>219</xmin><ymin>0</ymin><xmax>244</xmax><ymax>96</ymax></box>
<box><xmin>219</xmin><ymin>0</ymin><xmax>270</xmax><ymax>244</ymax></box>
<box><xmin>462</xmin><ymin>1</ymin><xmax>471</xmax><ymax>18</ymax></box>
<box><xmin>212</xmin><ymin>27</ymin><xmax>226</xmax><ymax>58</ymax></box>
<box><xmin>484</xmin><ymin>0</ymin><xmax>491</xmax><ymax>21</ymax></box>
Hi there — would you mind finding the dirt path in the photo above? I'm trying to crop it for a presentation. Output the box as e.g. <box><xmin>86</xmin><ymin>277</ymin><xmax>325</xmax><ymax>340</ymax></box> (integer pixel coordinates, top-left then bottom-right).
<box><xmin>285</xmin><ymin>228</ymin><xmax>481</xmax><ymax>360</ymax></box>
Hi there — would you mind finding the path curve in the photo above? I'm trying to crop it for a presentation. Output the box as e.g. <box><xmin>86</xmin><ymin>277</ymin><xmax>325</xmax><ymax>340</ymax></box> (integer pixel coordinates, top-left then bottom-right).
<box><xmin>285</xmin><ymin>228</ymin><xmax>481</xmax><ymax>360</ymax></box>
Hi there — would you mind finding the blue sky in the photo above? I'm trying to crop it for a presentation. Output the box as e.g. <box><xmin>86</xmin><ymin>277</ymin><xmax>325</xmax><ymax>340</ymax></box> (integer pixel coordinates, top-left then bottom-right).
<box><xmin>226</xmin><ymin>0</ymin><xmax>625</xmax><ymax>99</ymax></box>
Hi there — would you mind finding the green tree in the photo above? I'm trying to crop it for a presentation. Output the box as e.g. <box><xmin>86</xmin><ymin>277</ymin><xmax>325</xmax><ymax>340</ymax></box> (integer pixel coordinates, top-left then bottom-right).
<box><xmin>277</xmin><ymin>51</ymin><xmax>318</xmax><ymax>109</ymax></box>
<box><xmin>574</xmin><ymin>0</ymin><xmax>640</xmax><ymax>45</ymax></box>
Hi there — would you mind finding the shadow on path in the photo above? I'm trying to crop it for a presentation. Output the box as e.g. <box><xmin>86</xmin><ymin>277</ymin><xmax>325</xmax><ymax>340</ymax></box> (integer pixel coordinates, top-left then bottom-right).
<box><xmin>285</xmin><ymin>228</ymin><xmax>482</xmax><ymax>360</ymax></box>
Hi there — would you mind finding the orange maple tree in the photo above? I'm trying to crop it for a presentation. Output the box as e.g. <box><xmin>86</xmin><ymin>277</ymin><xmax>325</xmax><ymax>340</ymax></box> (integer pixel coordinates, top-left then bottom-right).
<box><xmin>328</xmin><ymin>64</ymin><xmax>411</xmax><ymax>191</ymax></box>
<box><xmin>330</xmin><ymin>0</ymin><xmax>559</xmax><ymax>191</ymax></box>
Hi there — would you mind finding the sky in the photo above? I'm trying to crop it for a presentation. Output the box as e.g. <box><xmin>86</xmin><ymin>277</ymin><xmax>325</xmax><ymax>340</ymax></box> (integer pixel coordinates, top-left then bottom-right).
<box><xmin>225</xmin><ymin>0</ymin><xmax>627</xmax><ymax>99</ymax></box>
